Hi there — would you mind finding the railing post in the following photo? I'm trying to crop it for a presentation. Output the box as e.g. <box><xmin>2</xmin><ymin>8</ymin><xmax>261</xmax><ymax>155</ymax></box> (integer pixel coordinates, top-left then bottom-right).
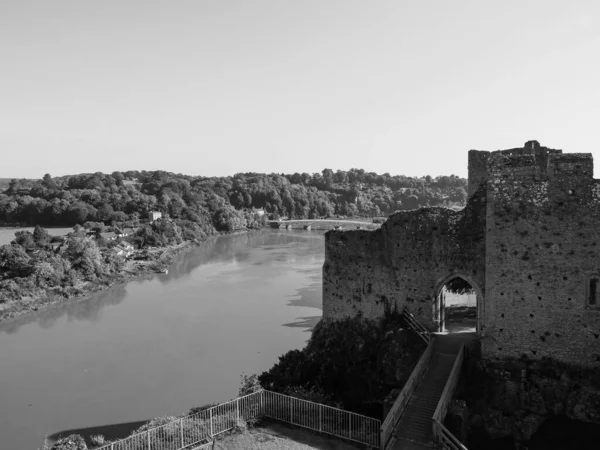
<box><xmin>236</xmin><ymin>398</ymin><xmax>240</xmax><ymax>425</ymax></box>
<box><xmin>147</xmin><ymin>430</ymin><xmax>151</xmax><ymax>450</ymax></box>
<box><xmin>290</xmin><ymin>396</ymin><xmax>294</xmax><ymax>424</ymax></box>
<box><xmin>348</xmin><ymin>414</ymin><xmax>351</xmax><ymax>440</ymax></box>
<box><xmin>180</xmin><ymin>418</ymin><xmax>184</xmax><ymax>448</ymax></box>
<box><xmin>111</xmin><ymin>443</ymin><xmax>114</xmax><ymax>450</ymax></box>
<box><xmin>319</xmin><ymin>404</ymin><xmax>322</xmax><ymax>432</ymax></box>
<box><xmin>260</xmin><ymin>389</ymin><xmax>264</xmax><ymax>416</ymax></box>
<box><xmin>210</xmin><ymin>408</ymin><xmax>214</xmax><ymax>437</ymax></box>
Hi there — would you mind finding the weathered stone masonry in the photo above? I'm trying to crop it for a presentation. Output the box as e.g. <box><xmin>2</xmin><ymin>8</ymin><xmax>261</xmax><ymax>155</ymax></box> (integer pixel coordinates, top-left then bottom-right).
<box><xmin>323</xmin><ymin>141</ymin><xmax>600</xmax><ymax>367</ymax></box>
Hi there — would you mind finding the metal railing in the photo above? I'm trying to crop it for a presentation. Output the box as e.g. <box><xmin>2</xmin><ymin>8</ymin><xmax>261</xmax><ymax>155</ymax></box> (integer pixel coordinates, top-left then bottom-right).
<box><xmin>402</xmin><ymin>307</ymin><xmax>431</xmax><ymax>343</ymax></box>
<box><xmin>380</xmin><ymin>337</ymin><xmax>436</xmax><ymax>449</ymax></box>
<box><xmin>432</xmin><ymin>344</ymin><xmax>467</xmax><ymax>450</ymax></box>
<box><xmin>262</xmin><ymin>390</ymin><xmax>381</xmax><ymax>448</ymax></box>
<box><xmin>92</xmin><ymin>391</ymin><xmax>262</xmax><ymax>450</ymax></box>
<box><xmin>90</xmin><ymin>389</ymin><xmax>380</xmax><ymax>450</ymax></box>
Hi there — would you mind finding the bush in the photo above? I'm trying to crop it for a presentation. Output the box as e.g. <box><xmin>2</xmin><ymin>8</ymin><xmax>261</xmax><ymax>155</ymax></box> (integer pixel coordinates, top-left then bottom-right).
<box><xmin>188</xmin><ymin>403</ymin><xmax>219</xmax><ymax>416</ymax></box>
<box><xmin>259</xmin><ymin>313</ymin><xmax>425</xmax><ymax>413</ymax></box>
<box><xmin>89</xmin><ymin>435</ymin><xmax>106</xmax><ymax>446</ymax></box>
<box><xmin>238</xmin><ymin>373</ymin><xmax>261</xmax><ymax>396</ymax></box>
<box><xmin>50</xmin><ymin>434</ymin><xmax>87</xmax><ymax>450</ymax></box>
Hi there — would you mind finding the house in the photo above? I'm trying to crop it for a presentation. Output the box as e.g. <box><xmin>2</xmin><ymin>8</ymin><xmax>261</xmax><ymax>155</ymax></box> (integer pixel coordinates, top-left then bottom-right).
<box><xmin>253</xmin><ymin>208</ymin><xmax>266</xmax><ymax>217</ymax></box>
<box><xmin>148</xmin><ymin>211</ymin><xmax>162</xmax><ymax>222</ymax></box>
<box><xmin>111</xmin><ymin>247</ymin><xmax>125</xmax><ymax>257</ymax></box>
<box><xmin>113</xmin><ymin>242</ymin><xmax>135</xmax><ymax>258</ymax></box>
<box><xmin>123</xmin><ymin>227</ymin><xmax>135</xmax><ymax>236</ymax></box>
<box><xmin>99</xmin><ymin>232</ymin><xmax>117</xmax><ymax>241</ymax></box>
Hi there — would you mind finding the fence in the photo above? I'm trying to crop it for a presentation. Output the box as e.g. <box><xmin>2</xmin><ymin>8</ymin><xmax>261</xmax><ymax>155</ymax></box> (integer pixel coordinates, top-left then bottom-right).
<box><xmin>380</xmin><ymin>337</ymin><xmax>435</xmax><ymax>449</ymax></box>
<box><xmin>432</xmin><ymin>344</ymin><xmax>468</xmax><ymax>450</ymax></box>
<box><xmin>262</xmin><ymin>390</ymin><xmax>381</xmax><ymax>448</ymax></box>
<box><xmin>402</xmin><ymin>307</ymin><xmax>431</xmax><ymax>343</ymax></box>
<box><xmin>91</xmin><ymin>389</ymin><xmax>380</xmax><ymax>450</ymax></box>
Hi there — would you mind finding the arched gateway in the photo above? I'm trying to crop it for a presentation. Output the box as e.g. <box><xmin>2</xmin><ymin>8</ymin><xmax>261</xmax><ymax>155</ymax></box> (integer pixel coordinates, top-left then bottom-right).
<box><xmin>324</xmin><ymin>142</ymin><xmax>600</xmax><ymax>366</ymax></box>
<box><xmin>434</xmin><ymin>273</ymin><xmax>484</xmax><ymax>335</ymax></box>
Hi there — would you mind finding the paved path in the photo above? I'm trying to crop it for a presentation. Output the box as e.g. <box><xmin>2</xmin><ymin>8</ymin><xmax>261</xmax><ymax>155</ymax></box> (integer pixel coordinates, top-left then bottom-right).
<box><xmin>390</xmin><ymin>333</ymin><xmax>476</xmax><ymax>450</ymax></box>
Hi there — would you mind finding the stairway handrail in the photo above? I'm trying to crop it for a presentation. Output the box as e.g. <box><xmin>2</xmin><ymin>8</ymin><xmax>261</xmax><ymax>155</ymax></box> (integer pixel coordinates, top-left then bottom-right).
<box><xmin>432</xmin><ymin>344</ymin><xmax>467</xmax><ymax>450</ymax></box>
<box><xmin>402</xmin><ymin>307</ymin><xmax>431</xmax><ymax>343</ymax></box>
<box><xmin>433</xmin><ymin>419</ymin><xmax>468</xmax><ymax>450</ymax></box>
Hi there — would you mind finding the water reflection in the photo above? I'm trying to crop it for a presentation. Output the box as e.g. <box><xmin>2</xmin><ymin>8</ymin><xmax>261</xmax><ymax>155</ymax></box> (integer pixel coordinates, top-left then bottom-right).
<box><xmin>287</xmin><ymin>282</ymin><xmax>322</xmax><ymax>310</ymax></box>
<box><xmin>0</xmin><ymin>229</ymin><xmax>326</xmax><ymax>450</ymax></box>
<box><xmin>0</xmin><ymin>281</ymin><xmax>129</xmax><ymax>335</ymax></box>
<box><xmin>2</xmin><ymin>232</ymin><xmax>311</xmax><ymax>335</ymax></box>
<box><xmin>282</xmin><ymin>316</ymin><xmax>321</xmax><ymax>331</ymax></box>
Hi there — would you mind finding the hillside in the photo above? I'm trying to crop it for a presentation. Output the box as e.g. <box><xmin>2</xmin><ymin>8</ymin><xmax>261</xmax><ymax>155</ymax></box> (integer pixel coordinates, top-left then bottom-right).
<box><xmin>0</xmin><ymin>169</ymin><xmax>467</xmax><ymax>232</ymax></box>
<box><xmin>0</xmin><ymin>178</ymin><xmax>39</xmax><ymax>192</ymax></box>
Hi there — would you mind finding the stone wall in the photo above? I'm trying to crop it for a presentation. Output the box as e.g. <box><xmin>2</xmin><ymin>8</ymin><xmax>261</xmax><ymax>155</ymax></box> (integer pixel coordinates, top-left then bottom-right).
<box><xmin>322</xmin><ymin>140</ymin><xmax>600</xmax><ymax>367</ymax></box>
<box><xmin>323</xmin><ymin>187</ymin><xmax>486</xmax><ymax>330</ymax></box>
<box><xmin>483</xmin><ymin>150</ymin><xmax>600</xmax><ymax>366</ymax></box>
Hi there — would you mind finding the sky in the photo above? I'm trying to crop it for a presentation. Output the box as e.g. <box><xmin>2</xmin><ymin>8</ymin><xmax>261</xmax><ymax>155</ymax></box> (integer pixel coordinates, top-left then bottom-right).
<box><xmin>1</xmin><ymin>0</ymin><xmax>600</xmax><ymax>179</ymax></box>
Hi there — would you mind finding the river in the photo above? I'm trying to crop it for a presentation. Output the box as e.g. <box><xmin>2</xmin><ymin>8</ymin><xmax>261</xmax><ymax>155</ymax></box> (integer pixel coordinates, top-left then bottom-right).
<box><xmin>0</xmin><ymin>230</ymin><xmax>325</xmax><ymax>450</ymax></box>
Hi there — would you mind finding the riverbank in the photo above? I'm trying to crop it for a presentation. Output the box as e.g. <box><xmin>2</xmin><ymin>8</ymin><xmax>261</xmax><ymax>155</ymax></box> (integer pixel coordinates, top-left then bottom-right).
<box><xmin>0</xmin><ymin>228</ymin><xmax>250</xmax><ymax>325</ymax></box>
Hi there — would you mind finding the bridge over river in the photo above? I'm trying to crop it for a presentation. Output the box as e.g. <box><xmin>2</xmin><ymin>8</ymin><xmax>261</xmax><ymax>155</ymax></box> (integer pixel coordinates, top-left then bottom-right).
<box><xmin>268</xmin><ymin>219</ymin><xmax>381</xmax><ymax>230</ymax></box>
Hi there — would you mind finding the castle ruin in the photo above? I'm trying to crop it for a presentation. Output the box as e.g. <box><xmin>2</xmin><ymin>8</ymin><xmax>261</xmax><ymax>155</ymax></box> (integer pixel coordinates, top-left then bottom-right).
<box><xmin>322</xmin><ymin>141</ymin><xmax>600</xmax><ymax>367</ymax></box>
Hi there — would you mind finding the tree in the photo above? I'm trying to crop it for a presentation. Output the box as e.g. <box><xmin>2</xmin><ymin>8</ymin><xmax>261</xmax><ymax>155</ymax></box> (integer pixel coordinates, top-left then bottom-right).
<box><xmin>96</xmin><ymin>203</ymin><xmax>114</xmax><ymax>222</ymax></box>
<box><xmin>0</xmin><ymin>244</ymin><xmax>34</xmax><ymax>277</ymax></box>
<box><xmin>42</xmin><ymin>173</ymin><xmax>59</xmax><ymax>190</ymax></box>
<box><xmin>64</xmin><ymin>236</ymin><xmax>104</xmax><ymax>279</ymax></box>
<box><xmin>403</xmin><ymin>194</ymin><xmax>419</xmax><ymax>210</ymax></box>
<box><xmin>12</xmin><ymin>230</ymin><xmax>36</xmax><ymax>251</ymax></box>
<box><xmin>67</xmin><ymin>202</ymin><xmax>90</xmax><ymax>225</ymax></box>
<box><xmin>322</xmin><ymin>169</ymin><xmax>335</xmax><ymax>187</ymax></box>
<box><xmin>33</xmin><ymin>225</ymin><xmax>51</xmax><ymax>246</ymax></box>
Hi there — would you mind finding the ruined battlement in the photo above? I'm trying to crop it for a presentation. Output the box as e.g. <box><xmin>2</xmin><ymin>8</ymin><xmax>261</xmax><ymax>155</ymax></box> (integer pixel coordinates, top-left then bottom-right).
<box><xmin>323</xmin><ymin>141</ymin><xmax>600</xmax><ymax>367</ymax></box>
<box><xmin>469</xmin><ymin>141</ymin><xmax>594</xmax><ymax>197</ymax></box>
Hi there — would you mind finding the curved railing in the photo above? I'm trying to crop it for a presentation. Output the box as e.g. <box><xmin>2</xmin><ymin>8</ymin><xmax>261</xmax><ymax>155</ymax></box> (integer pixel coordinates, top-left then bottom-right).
<box><xmin>85</xmin><ymin>389</ymin><xmax>380</xmax><ymax>450</ymax></box>
<box><xmin>262</xmin><ymin>390</ymin><xmax>381</xmax><ymax>448</ymax></box>
<box><xmin>380</xmin><ymin>337</ymin><xmax>435</xmax><ymax>449</ymax></box>
<box><xmin>432</xmin><ymin>344</ymin><xmax>467</xmax><ymax>450</ymax></box>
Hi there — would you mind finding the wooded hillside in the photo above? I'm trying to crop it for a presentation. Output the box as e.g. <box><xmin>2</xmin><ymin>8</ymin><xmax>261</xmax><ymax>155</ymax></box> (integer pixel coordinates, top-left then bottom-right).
<box><xmin>0</xmin><ymin>169</ymin><xmax>467</xmax><ymax>232</ymax></box>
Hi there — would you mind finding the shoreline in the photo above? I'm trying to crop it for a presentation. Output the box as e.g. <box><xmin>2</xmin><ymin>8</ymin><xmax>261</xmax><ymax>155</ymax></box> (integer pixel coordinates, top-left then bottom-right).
<box><xmin>0</xmin><ymin>221</ymin><xmax>357</xmax><ymax>326</ymax></box>
<box><xmin>0</xmin><ymin>228</ymin><xmax>251</xmax><ymax>326</ymax></box>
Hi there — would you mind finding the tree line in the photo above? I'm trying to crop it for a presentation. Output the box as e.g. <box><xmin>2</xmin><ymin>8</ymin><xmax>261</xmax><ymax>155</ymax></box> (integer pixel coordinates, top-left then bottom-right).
<box><xmin>0</xmin><ymin>169</ymin><xmax>467</xmax><ymax>232</ymax></box>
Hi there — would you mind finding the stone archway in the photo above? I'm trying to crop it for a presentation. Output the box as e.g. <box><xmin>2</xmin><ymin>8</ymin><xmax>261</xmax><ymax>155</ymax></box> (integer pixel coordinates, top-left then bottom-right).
<box><xmin>434</xmin><ymin>273</ymin><xmax>484</xmax><ymax>335</ymax></box>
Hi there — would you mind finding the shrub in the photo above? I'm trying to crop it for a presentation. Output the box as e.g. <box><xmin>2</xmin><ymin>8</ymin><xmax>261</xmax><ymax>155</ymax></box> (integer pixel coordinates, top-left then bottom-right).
<box><xmin>50</xmin><ymin>434</ymin><xmax>87</xmax><ymax>450</ymax></box>
<box><xmin>238</xmin><ymin>373</ymin><xmax>261</xmax><ymax>396</ymax></box>
<box><xmin>188</xmin><ymin>403</ymin><xmax>219</xmax><ymax>416</ymax></box>
<box><xmin>89</xmin><ymin>435</ymin><xmax>106</xmax><ymax>446</ymax></box>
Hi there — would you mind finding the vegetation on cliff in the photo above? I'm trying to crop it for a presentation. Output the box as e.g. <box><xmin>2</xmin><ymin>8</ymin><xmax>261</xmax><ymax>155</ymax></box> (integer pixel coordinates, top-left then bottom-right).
<box><xmin>0</xmin><ymin>219</ymin><xmax>217</xmax><ymax>321</ymax></box>
<box><xmin>0</xmin><ymin>170</ymin><xmax>467</xmax><ymax>228</ymax></box>
<box><xmin>258</xmin><ymin>312</ymin><xmax>426</xmax><ymax>417</ymax></box>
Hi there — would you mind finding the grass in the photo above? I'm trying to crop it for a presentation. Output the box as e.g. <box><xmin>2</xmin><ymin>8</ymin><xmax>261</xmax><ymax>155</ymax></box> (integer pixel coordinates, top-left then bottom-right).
<box><xmin>214</xmin><ymin>421</ymin><xmax>363</xmax><ymax>450</ymax></box>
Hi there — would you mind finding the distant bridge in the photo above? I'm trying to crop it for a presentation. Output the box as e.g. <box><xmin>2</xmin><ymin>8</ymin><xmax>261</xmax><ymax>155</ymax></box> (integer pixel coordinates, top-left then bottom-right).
<box><xmin>267</xmin><ymin>219</ymin><xmax>381</xmax><ymax>230</ymax></box>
